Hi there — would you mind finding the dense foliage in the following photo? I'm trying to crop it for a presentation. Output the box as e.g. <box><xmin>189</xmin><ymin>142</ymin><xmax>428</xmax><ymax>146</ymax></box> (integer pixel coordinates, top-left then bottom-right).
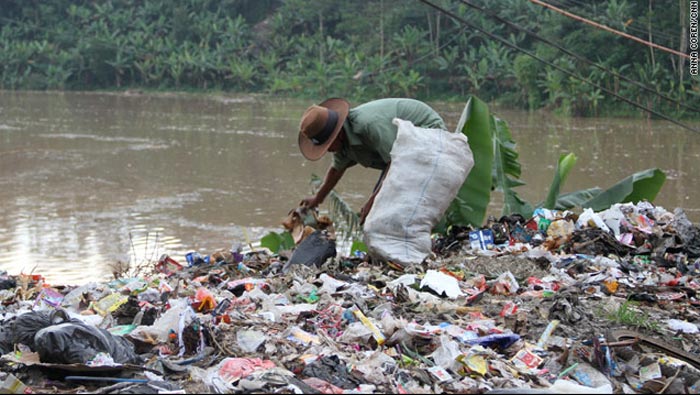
<box><xmin>1</xmin><ymin>0</ymin><xmax>697</xmax><ymax>117</ymax></box>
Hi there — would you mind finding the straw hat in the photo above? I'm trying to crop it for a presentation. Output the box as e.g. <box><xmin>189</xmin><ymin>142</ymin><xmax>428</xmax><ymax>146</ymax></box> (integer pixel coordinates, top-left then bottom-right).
<box><xmin>298</xmin><ymin>98</ymin><xmax>349</xmax><ymax>161</ymax></box>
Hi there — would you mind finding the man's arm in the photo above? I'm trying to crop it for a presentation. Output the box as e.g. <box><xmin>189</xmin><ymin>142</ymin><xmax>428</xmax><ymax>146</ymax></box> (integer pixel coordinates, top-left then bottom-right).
<box><xmin>300</xmin><ymin>166</ymin><xmax>345</xmax><ymax>208</ymax></box>
<box><xmin>360</xmin><ymin>162</ymin><xmax>390</xmax><ymax>225</ymax></box>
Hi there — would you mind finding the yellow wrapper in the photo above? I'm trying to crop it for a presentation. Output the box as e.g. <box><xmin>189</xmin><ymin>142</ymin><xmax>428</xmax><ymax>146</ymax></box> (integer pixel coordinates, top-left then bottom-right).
<box><xmin>351</xmin><ymin>306</ymin><xmax>386</xmax><ymax>346</ymax></box>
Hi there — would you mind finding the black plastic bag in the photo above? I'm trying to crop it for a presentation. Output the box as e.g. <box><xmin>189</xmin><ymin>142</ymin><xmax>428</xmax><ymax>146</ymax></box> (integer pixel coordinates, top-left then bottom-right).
<box><xmin>283</xmin><ymin>230</ymin><xmax>336</xmax><ymax>273</ymax></box>
<box><xmin>34</xmin><ymin>321</ymin><xmax>142</xmax><ymax>365</ymax></box>
<box><xmin>0</xmin><ymin>275</ymin><xmax>16</xmax><ymax>290</ymax></box>
<box><xmin>0</xmin><ymin>318</ymin><xmax>13</xmax><ymax>354</ymax></box>
<box><xmin>0</xmin><ymin>310</ymin><xmax>71</xmax><ymax>354</ymax></box>
<box><xmin>301</xmin><ymin>355</ymin><xmax>360</xmax><ymax>389</ymax></box>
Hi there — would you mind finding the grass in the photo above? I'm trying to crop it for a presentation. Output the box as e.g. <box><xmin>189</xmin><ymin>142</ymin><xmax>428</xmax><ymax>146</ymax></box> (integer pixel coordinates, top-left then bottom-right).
<box><xmin>604</xmin><ymin>300</ymin><xmax>661</xmax><ymax>333</ymax></box>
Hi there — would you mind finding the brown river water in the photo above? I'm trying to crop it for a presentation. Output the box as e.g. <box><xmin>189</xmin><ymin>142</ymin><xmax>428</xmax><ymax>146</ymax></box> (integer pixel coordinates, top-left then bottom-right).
<box><xmin>1</xmin><ymin>90</ymin><xmax>698</xmax><ymax>285</ymax></box>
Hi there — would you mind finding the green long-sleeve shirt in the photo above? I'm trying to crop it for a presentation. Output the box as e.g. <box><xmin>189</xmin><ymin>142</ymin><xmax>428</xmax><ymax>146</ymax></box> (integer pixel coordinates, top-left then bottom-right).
<box><xmin>331</xmin><ymin>98</ymin><xmax>447</xmax><ymax>171</ymax></box>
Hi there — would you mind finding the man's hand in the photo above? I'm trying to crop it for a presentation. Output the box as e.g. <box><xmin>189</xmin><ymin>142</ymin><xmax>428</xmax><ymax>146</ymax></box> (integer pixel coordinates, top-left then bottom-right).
<box><xmin>300</xmin><ymin>166</ymin><xmax>345</xmax><ymax>211</ymax></box>
<box><xmin>300</xmin><ymin>196</ymin><xmax>320</xmax><ymax>209</ymax></box>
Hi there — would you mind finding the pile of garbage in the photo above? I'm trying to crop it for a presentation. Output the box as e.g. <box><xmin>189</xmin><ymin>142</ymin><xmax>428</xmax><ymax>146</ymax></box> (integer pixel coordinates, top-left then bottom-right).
<box><xmin>0</xmin><ymin>201</ymin><xmax>699</xmax><ymax>394</ymax></box>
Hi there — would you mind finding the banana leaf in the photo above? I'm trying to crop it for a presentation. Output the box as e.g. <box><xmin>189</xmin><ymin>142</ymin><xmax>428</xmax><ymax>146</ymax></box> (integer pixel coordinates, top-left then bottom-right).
<box><xmin>260</xmin><ymin>231</ymin><xmax>294</xmax><ymax>254</ymax></box>
<box><xmin>446</xmin><ymin>95</ymin><xmax>493</xmax><ymax>227</ymax></box>
<box><xmin>493</xmin><ymin>116</ymin><xmax>532</xmax><ymax>217</ymax></box>
<box><xmin>553</xmin><ymin>187</ymin><xmax>603</xmax><ymax>210</ymax></box>
<box><xmin>492</xmin><ymin>117</ymin><xmax>522</xmax><ymax>181</ymax></box>
<box><xmin>311</xmin><ymin>173</ymin><xmax>361</xmax><ymax>240</ymax></box>
<box><xmin>582</xmin><ymin>168</ymin><xmax>666</xmax><ymax>211</ymax></box>
<box><xmin>543</xmin><ymin>153</ymin><xmax>577</xmax><ymax>209</ymax></box>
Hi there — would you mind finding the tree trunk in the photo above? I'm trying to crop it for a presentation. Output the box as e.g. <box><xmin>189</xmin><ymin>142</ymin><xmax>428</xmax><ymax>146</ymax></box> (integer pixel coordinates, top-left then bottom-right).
<box><xmin>380</xmin><ymin>0</ymin><xmax>384</xmax><ymax>70</ymax></box>
<box><xmin>427</xmin><ymin>12</ymin><xmax>433</xmax><ymax>51</ymax></box>
<box><xmin>319</xmin><ymin>11</ymin><xmax>324</xmax><ymax>65</ymax></box>
<box><xmin>436</xmin><ymin>13</ymin><xmax>440</xmax><ymax>55</ymax></box>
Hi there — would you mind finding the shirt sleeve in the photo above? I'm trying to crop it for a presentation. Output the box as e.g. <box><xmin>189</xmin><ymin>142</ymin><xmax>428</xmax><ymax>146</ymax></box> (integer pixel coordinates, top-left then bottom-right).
<box><xmin>396</xmin><ymin>99</ymin><xmax>447</xmax><ymax>130</ymax></box>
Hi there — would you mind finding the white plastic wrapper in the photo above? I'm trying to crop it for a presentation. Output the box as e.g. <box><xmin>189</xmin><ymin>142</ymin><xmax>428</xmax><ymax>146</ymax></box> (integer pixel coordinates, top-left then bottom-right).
<box><xmin>667</xmin><ymin>319</ymin><xmax>699</xmax><ymax>333</ymax></box>
<box><xmin>577</xmin><ymin>208</ymin><xmax>611</xmax><ymax>232</ymax></box>
<box><xmin>419</xmin><ymin>270</ymin><xmax>464</xmax><ymax>299</ymax></box>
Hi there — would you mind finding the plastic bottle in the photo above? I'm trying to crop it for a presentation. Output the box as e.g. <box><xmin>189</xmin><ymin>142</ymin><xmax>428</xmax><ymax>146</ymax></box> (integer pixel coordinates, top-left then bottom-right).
<box><xmin>0</xmin><ymin>373</ymin><xmax>33</xmax><ymax>394</ymax></box>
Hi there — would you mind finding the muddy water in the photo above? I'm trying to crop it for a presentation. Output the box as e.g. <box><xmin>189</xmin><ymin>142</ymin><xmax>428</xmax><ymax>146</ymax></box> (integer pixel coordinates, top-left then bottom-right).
<box><xmin>1</xmin><ymin>90</ymin><xmax>698</xmax><ymax>285</ymax></box>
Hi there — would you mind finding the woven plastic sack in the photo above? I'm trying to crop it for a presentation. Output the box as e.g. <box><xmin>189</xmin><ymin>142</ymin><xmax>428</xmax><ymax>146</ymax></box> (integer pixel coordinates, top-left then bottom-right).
<box><xmin>363</xmin><ymin>118</ymin><xmax>473</xmax><ymax>265</ymax></box>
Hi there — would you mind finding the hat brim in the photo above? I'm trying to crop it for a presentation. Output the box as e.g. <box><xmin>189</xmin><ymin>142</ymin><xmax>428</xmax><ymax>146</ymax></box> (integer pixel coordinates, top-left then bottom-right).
<box><xmin>298</xmin><ymin>98</ymin><xmax>349</xmax><ymax>161</ymax></box>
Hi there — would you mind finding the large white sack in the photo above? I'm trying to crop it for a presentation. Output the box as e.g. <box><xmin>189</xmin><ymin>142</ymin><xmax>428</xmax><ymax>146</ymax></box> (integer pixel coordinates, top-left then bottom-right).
<box><xmin>363</xmin><ymin>118</ymin><xmax>474</xmax><ymax>265</ymax></box>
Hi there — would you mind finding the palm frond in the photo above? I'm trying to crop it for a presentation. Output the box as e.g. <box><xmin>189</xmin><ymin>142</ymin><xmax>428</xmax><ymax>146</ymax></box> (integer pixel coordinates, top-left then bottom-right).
<box><xmin>311</xmin><ymin>174</ymin><xmax>363</xmax><ymax>241</ymax></box>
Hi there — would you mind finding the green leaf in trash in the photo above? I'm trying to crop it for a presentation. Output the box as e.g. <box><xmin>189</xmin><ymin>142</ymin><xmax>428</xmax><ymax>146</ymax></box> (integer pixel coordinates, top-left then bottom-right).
<box><xmin>350</xmin><ymin>239</ymin><xmax>368</xmax><ymax>254</ymax></box>
<box><xmin>582</xmin><ymin>168</ymin><xmax>666</xmax><ymax>212</ymax></box>
<box><xmin>260</xmin><ymin>232</ymin><xmax>281</xmax><ymax>254</ymax></box>
<box><xmin>260</xmin><ymin>231</ymin><xmax>294</xmax><ymax>254</ymax></box>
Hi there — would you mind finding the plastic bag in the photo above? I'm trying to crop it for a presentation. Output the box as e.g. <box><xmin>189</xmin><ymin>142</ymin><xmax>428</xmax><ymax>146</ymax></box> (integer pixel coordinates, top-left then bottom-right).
<box><xmin>236</xmin><ymin>330</ymin><xmax>267</xmax><ymax>353</ymax></box>
<box><xmin>128</xmin><ymin>298</ymin><xmax>189</xmax><ymax>343</ymax></box>
<box><xmin>283</xmin><ymin>230</ymin><xmax>336</xmax><ymax>272</ymax></box>
<box><xmin>302</xmin><ymin>355</ymin><xmax>360</xmax><ymax>390</ymax></box>
<box><xmin>217</xmin><ymin>358</ymin><xmax>276</xmax><ymax>382</ymax></box>
<box><xmin>465</xmin><ymin>333</ymin><xmax>520</xmax><ymax>351</ymax></box>
<box><xmin>549</xmin><ymin>379</ymin><xmax>613</xmax><ymax>394</ymax></box>
<box><xmin>61</xmin><ymin>282</ymin><xmax>109</xmax><ymax>311</ymax></box>
<box><xmin>351</xmin><ymin>350</ymin><xmax>396</xmax><ymax>385</ymax></box>
<box><xmin>431</xmin><ymin>335</ymin><xmax>462</xmax><ymax>370</ymax></box>
<box><xmin>34</xmin><ymin>321</ymin><xmax>141</xmax><ymax>365</ymax></box>
<box><xmin>667</xmin><ymin>319</ymin><xmax>699</xmax><ymax>333</ymax></box>
<box><xmin>338</xmin><ymin>322</ymin><xmax>373</xmax><ymax>344</ymax></box>
<box><xmin>0</xmin><ymin>310</ymin><xmax>71</xmax><ymax>353</ymax></box>
<box><xmin>570</xmin><ymin>362</ymin><xmax>613</xmax><ymax>390</ymax></box>
<box><xmin>576</xmin><ymin>208</ymin><xmax>610</xmax><ymax>232</ymax></box>
<box><xmin>363</xmin><ymin>118</ymin><xmax>473</xmax><ymax>265</ymax></box>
